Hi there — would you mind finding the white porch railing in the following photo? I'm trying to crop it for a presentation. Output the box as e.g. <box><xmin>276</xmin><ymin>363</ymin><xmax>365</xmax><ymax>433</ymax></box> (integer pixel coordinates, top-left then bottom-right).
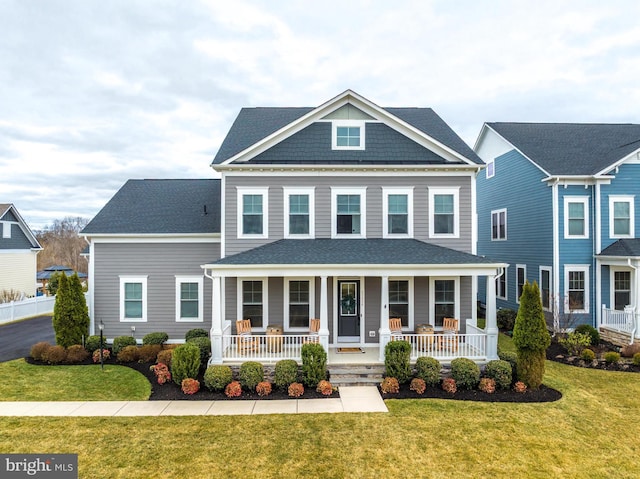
<box><xmin>0</xmin><ymin>295</ymin><xmax>56</xmax><ymax>325</ymax></box>
<box><xmin>221</xmin><ymin>334</ymin><xmax>322</xmax><ymax>363</ymax></box>
<box><xmin>401</xmin><ymin>333</ymin><xmax>488</xmax><ymax>361</ymax></box>
<box><xmin>601</xmin><ymin>306</ymin><xmax>638</xmax><ymax>338</ymax></box>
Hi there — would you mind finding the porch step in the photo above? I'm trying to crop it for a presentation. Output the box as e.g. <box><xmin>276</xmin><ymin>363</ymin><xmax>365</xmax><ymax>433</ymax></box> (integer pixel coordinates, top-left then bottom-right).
<box><xmin>329</xmin><ymin>364</ymin><xmax>385</xmax><ymax>388</ymax></box>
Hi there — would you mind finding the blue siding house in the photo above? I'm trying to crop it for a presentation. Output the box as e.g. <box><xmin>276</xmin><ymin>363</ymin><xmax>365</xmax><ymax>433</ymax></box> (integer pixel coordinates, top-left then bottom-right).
<box><xmin>475</xmin><ymin>123</ymin><xmax>640</xmax><ymax>345</ymax></box>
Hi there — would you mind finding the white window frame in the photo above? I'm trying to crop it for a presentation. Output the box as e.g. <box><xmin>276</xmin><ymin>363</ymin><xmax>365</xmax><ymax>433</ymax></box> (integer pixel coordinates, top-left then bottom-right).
<box><xmin>237</xmin><ymin>187</ymin><xmax>269</xmax><ymax>239</ymax></box>
<box><xmin>383</xmin><ymin>187</ymin><xmax>414</xmax><ymax>238</ymax></box>
<box><xmin>429</xmin><ymin>277</ymin><xmax>460</xmax><ymax>330</ymax></box>
<box><xmin>486</xmin><ymin>160</ymin><xmax>495</xmax><ymax>179</ymax></box>
<box><xmin>539</xmin><ymin>266</ymin><xmax>552</xmax><ymax>312</ymax></box>
<box><xmin>428</xmin><ymin>187</ymin><xmax>460</xmax><ymax>239</ymax></box>
<box><xmin>609</xmin><ymin>195</ymin><xmax>635</xmax><ymax>239</ymax></box>
<box><xmin>284</xmin><ymin>278</ymin><xmax>316</xmax><ymax>331</ymax></box>
<box><xmin>564</xmin><ymin>196</ymin><xmax>590</xmax><ymax>239</ymax></box>
<box><xmin>516</xmin><ymin>264</ymin><xmax>526</xmax><ymax>304</ymax></box>
<box><xmin>1</xmin><ymin>222</ymin><xmax>10</xmax><ymax>238</ymax></box>
<box><xmin>119</xmin><ymin>275</ymin><xmax>148</xmax><ymax>322</ymax></box>
<box><xmin>332</xmin><ymin>120</ymin><xmax>365</xmax><ymax>150</ymax></box>
<box><xmin>491</xmin><ymin>208</ymin><xmax>507</xmax><ymax>241</ymax></box>
<box><xmin>564</xmin><ymin>265</ymin><xmax>590</xmax><ymax>314</ymax></box>
<box><xmin>610</xmin><ymin>268</ymin><xmax>632</xmax><ymax>311</ymax></box>
<box><xmin>496</xmin><ymin>269</ymin><xmax>507</xmax><ymax>300</ymax></box>
<box><xmin>283</xmin><ymin>187</ymin><xmax>315</xmax><ymax>239</ymax></box>
<box><xmin>388</xmin><ymin>277</ymin><xmax>414</xmax><ymax>331</ymax></box>
<box><xmin>331</xmin><ymin>187</ymin><xmax>367</xmax><ymax>239</ymax></box>
<box><xmin>237</xmin><ymin>278</ymin><xmax>268</xmax><ymax>331</ymax></box>
<box><xmin>175</xmin><ymin>275</ymin><xmax>204</xmax><ymax>322</ymax></box>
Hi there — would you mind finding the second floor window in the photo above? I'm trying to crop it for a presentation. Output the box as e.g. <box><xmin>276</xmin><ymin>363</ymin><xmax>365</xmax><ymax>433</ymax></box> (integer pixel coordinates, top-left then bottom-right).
<box><xmin>238</xmin><ymin>187</ymin><xmax>268</xmax><ymax>238</ymax></box>
<box><xmin>289</xmin><ymin>195</ymin><xmax>309</xmax><ymax>235</ymax></box>
<box><xmin>610</xmin><ymin>196</ymin><xmax>634</xmax><ymax>238</ymax></box>
<box><xmin>429</xmin><ymin>187</ymin><xmax>459</xmax><ymax>238</ymax></box>
<box><xmin>491</xmin><ymin>209</ymin><xmax>507</xmax><ymax>240</ymax></box>
<box><xmin>564</xmin><ymin>197</ymin><xmax>589</xmax><ymax>239</ymax></box>
<box><xmin>337</xmin><ymin>195</ymin><xmax>360</xmax><ymax>234</ymax></box>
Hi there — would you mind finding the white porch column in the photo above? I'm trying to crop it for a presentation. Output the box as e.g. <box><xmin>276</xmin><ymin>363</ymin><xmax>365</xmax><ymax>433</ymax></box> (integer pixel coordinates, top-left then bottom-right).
<box><xmin>210</xmin><ymin>275</ymin><xmax>223</xmax><ymax>364</ymax></box>
<box><xmin>485</xmin><ymin>272</ymin><xmax>499</xmax><ymax>360</ymax></box>
<box><xmin>635</xmin><ymin>263</ymin><xmax>640</xmax><ymax>340</ymax></box>
<box><xmin>379</xmin><ymin>275</ymin><xmax>390</xmax><ymax>362</ymax></box>
<box><xmin>319</xmin><ymin>276</ymin><xmax>330</xmax><ymax>351</ymax></box>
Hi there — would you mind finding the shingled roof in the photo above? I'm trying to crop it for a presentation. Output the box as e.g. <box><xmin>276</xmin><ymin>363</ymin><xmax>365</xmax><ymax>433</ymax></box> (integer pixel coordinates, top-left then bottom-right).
<box><xmin>598</xmin><ymin>239</ymin><xmax>640</xmax><ymax>258</ymax></box>
<box><xmin>487</xmin><ymin>122</ymin><xmax>640</xmax><ymax>176</ymax></box>
<box><xmin>81</xmin><ymin>179</ymin><xmax>221</xmax><ymax>235</ymax></box>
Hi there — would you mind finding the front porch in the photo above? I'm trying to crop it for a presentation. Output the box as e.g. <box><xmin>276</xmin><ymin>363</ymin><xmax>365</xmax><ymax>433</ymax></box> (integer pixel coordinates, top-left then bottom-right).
<box><xmin>600</xmin><ymin>306</ymin><xmax>640</xmax><ymax>346</ymax></box>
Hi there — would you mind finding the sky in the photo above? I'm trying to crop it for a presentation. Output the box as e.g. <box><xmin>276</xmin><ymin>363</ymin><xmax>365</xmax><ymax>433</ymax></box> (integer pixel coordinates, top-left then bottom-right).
<box><xmin>2</xmin><ymin>0</ymin><xmax>640</xmax><ymax>230</ymax></box>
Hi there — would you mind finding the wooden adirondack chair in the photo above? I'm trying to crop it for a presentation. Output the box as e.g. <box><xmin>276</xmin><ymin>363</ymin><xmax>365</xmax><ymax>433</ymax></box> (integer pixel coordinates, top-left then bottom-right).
<box><xmin>304</xmin><ymin>318</ymin><xmax>321</xmax><ymax>343</ymax></box>
<box><xmin>389</xmin><ymin>317</ymin><xmax>404</xmax><ymax>341</ymax></box>
<box><xmin>236</xmin><ymin>319</ymin><xmax>259</xmax><ymax>354</ymax></box>
<box><xmin>439</xmin><ymin>317</ymin><xmax>459</xmax><ymax>353</ymax></box>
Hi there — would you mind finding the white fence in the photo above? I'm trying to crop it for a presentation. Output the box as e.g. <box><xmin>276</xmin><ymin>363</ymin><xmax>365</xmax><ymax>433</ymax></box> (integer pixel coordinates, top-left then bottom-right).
<box><xmin>0</xmin><ymin>295</ymin><xmax>56</xmax><ymax>325</ymax></box>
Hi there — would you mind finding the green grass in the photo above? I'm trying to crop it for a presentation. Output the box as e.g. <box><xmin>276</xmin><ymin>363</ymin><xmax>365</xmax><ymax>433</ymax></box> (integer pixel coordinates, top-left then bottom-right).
<box><xmin>0</xmin><ymin>359</ymin><xmax>150</xmax><ymax>401</ymax></box>
<box><xmin>1</xmin><ymin>339</ymin><xmax>639</xmax><ymax>477</ymax></box>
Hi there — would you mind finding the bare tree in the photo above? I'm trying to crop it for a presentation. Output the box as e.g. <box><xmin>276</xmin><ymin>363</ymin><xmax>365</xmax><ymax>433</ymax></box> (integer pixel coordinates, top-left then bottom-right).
<box><xmin>36</xmin><ymin>217</ymin><xmax>90</xmax><ymax>275</ymax></box>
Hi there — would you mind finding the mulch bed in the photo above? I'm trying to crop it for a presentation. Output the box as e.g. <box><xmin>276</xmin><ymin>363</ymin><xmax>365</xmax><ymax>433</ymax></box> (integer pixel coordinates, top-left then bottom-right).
<box><xmin>546</xmin><ymin>340</ymin><xmax>640</xmax><ymax>373</ymax></box>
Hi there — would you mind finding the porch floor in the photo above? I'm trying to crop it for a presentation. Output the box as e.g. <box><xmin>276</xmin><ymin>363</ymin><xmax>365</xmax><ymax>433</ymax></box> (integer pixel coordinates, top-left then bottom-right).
<box><xmin>328</xmin><ymin>346</ymin><xmax>380</xmax><ymax>364</ymax></box>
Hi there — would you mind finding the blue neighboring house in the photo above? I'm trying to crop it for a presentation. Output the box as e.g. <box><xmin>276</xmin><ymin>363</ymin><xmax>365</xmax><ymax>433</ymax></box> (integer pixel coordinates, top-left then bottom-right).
<box><xmin>475</xmin><ymin>122</ymin><xmax>640</xmax><ymax>346</ymax></box>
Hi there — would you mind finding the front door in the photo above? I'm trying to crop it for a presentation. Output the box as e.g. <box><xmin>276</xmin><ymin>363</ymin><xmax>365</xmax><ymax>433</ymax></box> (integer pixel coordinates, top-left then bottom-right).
<box><xmin>338</xmin><ymin>280</ymin><xmax>360</xmax><ymax>341</ymax></box>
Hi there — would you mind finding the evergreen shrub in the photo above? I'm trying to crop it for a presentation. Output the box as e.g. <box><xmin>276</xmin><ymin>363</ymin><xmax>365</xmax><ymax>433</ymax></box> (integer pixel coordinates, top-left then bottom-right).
<box><xmin>65</xmin><ymin>344</ymin><xmax>89</xmax><ymax>363</ymax></box>
<box><xmin>185</xmin><ymin>328</ymin><xmax>209</xmax><ymax>342</ymax></box>
<box><xmin>484</xmin><ymin>359</ymin><xmax>512</xmax><ymax>390</ymax></box>
<box><xmin>187</xmin><ymin>336</ymin><xmax>211</xmax><ymax>366</ymax></box>
<box><xmin>112</xmin><ymin>336</ymin><xmax>137</xmax><ymax>355</ymax></box>
<box><xmin>384</xmin><ymin>340</ymin><xmax>411</xmax><ymax>384</ymax></box>
<box><xmin>171</xmin><ymin>343</ymin><xmax>201</xmax><ymax>385</ymax></box>
<box><xmin>84</xmin><ymin>335</ymin><xmax>102</xmax><ymax>353</ymax></box>
<box><xmin>450</xmin><ymin>358</ymin><xmax>480</xmax><ymax>390</ymax></box>
<box><xmin>142</xmin><ymin>332</ymin><xmax>168</xmax><ymax>346</ymax></box>
<box><xmin>204</xmin><ymin>365</ymin><xmax>233</xmax><ymax>392</ymax></box>
<box><xmin>274</xmin><ymin>359</ymin><xmax>299</xmax><ymax>389</ymax></box>
<box><xmin>415</xmin><ymin>356</ymin><xmax>440</xmax><ymax>386</ymax></box>
<box><xmin>239</xmin><ymin>361</ymin><xmax>264</xmax><ymax>391</ymax></box>
<box><xmin>574</xmin><ymin>324</ymin><xmax>600</xmax><ymax>346</ymax></box>
<box><xmin>301</xmin><ymin>342</ymin><xmax>327</xmax><ymax>387</ymax></box>
<box><xmin>116</xmin><ymin>345</ymin><xmax>139</xmax><ymax>363</ymax></box>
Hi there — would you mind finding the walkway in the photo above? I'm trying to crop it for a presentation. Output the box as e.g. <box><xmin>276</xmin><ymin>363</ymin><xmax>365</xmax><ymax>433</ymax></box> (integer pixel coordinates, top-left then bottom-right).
<box><xmin>0</xmin><ymin>386</ymin><xmax>387</xmax><ymax>416</ymax></box>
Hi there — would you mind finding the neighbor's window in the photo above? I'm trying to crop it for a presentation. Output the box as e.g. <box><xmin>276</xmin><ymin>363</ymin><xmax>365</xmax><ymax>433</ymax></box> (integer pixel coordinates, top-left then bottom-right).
<box><xmin>496</xmin><ymin>271</ymin><xmax>507</xmax><ymax>300</ymax></box>
<box><xmin>516</xmin><ymin>265</ymin><xmax>526</xmax><ymax>303</ymax></box>
<box><xmin>613</xmin><ymin>271</ymin><xmax>631</xmax><ymax>311</ymax></box>
<box><xmin>491</xmin><ymin>209</ymin><xmax>507</xmax><ymax>240</ymax></box>
<box><xmin>540</xmin><ymin>267</ymin><xmax>552</xmax><ymax>311</ymax></box>
<box><xmin>389</xmin><ymin>280</ymin><xmax>410</xmax><ymax>328</ymax></box>
<box><xmin>565</xmin><ymin>266</ymin><xmax>589</xmax><ymax>313</ymax></box>
<box><xmin>486</xmin><ymin>160</ymin><xmax>495</xmax><ymax>179</ymax></box>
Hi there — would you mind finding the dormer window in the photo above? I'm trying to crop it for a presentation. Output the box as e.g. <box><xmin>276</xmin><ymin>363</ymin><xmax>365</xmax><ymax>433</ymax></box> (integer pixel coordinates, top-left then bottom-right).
<box><xmin>332</xmin><ymin>121</ymin><xmax>365</xmax><ymax>150</ymax></box>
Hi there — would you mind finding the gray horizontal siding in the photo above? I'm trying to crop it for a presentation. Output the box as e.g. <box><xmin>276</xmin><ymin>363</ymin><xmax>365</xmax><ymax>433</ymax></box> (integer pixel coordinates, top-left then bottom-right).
<box><xmin>94</xmin><ymin>242</ymin><xmax>220</xmax><ymax>340</ymax></box>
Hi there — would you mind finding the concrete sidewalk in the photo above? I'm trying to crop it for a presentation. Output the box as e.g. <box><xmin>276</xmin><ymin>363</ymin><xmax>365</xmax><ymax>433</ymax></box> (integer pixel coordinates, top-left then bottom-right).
<box><xmin>0</xmin><ymin>386</ymin><xmax>387</xmax><ymax>417</ymax></box>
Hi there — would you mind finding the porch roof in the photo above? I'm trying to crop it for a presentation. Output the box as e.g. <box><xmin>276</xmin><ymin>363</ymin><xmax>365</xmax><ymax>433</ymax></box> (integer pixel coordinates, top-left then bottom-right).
<box><xmin>598</xmin><ymin>239</ymin><xmax>640</xmax><ymax>258</ymax></box>
<box><xmin>207</xmin><ymin>239</ymin><xmax>504</xmax><ymax>269</ymax></box>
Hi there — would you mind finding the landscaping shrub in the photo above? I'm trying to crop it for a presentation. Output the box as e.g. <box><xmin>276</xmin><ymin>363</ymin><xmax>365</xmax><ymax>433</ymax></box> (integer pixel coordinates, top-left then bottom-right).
<box><xmin>84</xmin><ymin>335</ymin><xmax>102</xmax><ymax>353</ymax></box>
<box><xmin>581</xmin><ymin>348</ymin><xmax>596</xmax><ymax>362</ymax></box>
<box><xmin>225</xmin><ymin>381</ymin><xmax>242</xmax><ymax>398</ymax></box>
<box><xmin>65</xmin><ymin>344</ymin><xmax>89</xmax><ymax>364</ymax></box>
<box><xmin>112</xmin><ymin>336</ymin><xmax>137</xmax><ymax>355</ymax></box>
<box><xmin>156</xmin><ymin>349</ymin><xmax>173</xmax><ymax>368</ymax></box>
<box><xmin>171</xmin><ymin>343</ymin><xmax>201</xmax><ymax>385</ymax></box>
<box><xmin>181</xmin><ymin>378</ymin><xmax>200</xmax><ymax>395</ymax></box>
<box><xmin>316</xmin><ymin>380</ymin><xmax>333</xmax><ymax>396</ymax></box>
<box><xmin>442</xmin><ymin>377</ymin><xmax>457</xmax><ymax>394</ymax></box>
<box><xmin>185</xmin><ymin>328</ymin><xmax>209</xmax><ymax>342</ymax></box>
<box><xmin>52</xmin><ymin>273</ymin><xmax>90</xmax><ymax>348</ymax></box>
<box><xmin>479</xmin><ymin>377</ymin><xmax>496</xmax><ymax>394</ymax></box>
<box><xmin>512</xmin><ymin>281</ymin><xmax>550</xmax><ymax>389</ymax></box>
<box><xmin>116</xmin><ymin>345</ymin><xmax>139</xmax><ymax>363</ymax></box>
<box><xmin>484</xmin><ymin>359</ymin><xmax>512</xmax><ymax>390</ymax></box>
<box><xmin>43</xmin><ymin>345</ymin><xmax>67</xmax><ymax>364</ymax></box>
<box><xmin>138</xmin><ymin>344</ymin><xmax>162</xmax><ymax>363</ymax></box>
<box><xmin>204</xmin><ymin>365</ymin><xmax>233</xmax><ymax>392</ymax></box>
<box><xmin>239</xmin><ymin>361</ymin><xmax>264</xmax><ymax>391</ymax></box>
<box><xmin>274</xmin><ymin>359</ymin><xmax>299</xmax><ymax>389</ymax></box>
<box><xmin>410</xmin><ymin>378</ymin><xmax>426</xmax><ymax>395</ymax></box>
<box><xmin>497</xmin><ymin>308</ymin><xmax>517</xmax><ymax>332</ymax></box>
<box><xmin>187</xmin><ymin>336</ymin><xmax>211</xmax><ymax>366</ymax></box>
<box><xmin>380</xmin><ymin>377</ymin><xmax>400</xmax><ymax>394</ymax></box>
<box><xmin>92</xmin><ymin>349</ymin><xmax>110</xmax><ymax>363</ymax></box>
<box><xmin>621</xmin><ymin>343</ymin><xmax>640</xmax><ymax>358</ymax></box>
<box><xmin>150</xmin><ymin>363</ymin><xmax>171</xmax><ymax>385</ymax></box>
<box><xmin>559</xmin><ymin>331</ymin><xmax>591</xmax><ymax>356</ymax></box>
<box><xmin>451</xmin><ymin>358</ymin><xmax>480</xmax><ymax>390</ymax></box>
<box><xmin>288</xmin><ymin>382</ymin><xmax>304</xmax><ymax>398</ymax></box>
<box><xmin>384</xmin><ymin>340</ymin><xmax>411</xmax><ymax>384</ymax></box>
<box><xmin>301</xmin><ymin>342</ymin><xmax>327</xmax><ymax>387</ymax></box>
<box><xmin>30</xmin><ymin>342</ymin><xmax>52</xmax><ymax>361</ymax></box>
<box><xmin>415</xmin><ymin>356</ymin><xmax>441</xmax><ymax>387</ymax></box>
<box><xmin>633</xmin><ymin>352</ymin><xmax>640</xmax><ymax>366</ymax></box>
<box><xmin>256</xmin><ymin>381</ymin><xmax>272</xmax><ymax>397</ymax></box>
<box><xmin>574</xmin><ymin>324</ymin><xmax>600</xmax><ymax>346</ymax></box>
<box><xmin>604</xmin><ymin>351</ymin><xmax>620</xmax><ymax>364</ymax></box>
<box><xmin>142</xmin><ymin>332</ymin><xmax>168</xmax><ymax>346</ymax></box>
<box><xmin>513</xmin><ymin>381</ymin><xmax>527</xmax><ymax>393</ymax></box>
<box><xmin>498</xmin><ymin>350</ymin><xmax>518</xmax><ymax>379</ymax></box>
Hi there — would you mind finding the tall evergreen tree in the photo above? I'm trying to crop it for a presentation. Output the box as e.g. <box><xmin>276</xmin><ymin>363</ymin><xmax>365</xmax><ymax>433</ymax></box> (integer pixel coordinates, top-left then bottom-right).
<box><xmin>512</xmin><ymin>281</ymin><xmax>551</xmax><ymax>389</ymax></box>
<box><xmin>52</xmin><ymin>273</ymin><xmax>89</xmax><ymax>347</ymax></box>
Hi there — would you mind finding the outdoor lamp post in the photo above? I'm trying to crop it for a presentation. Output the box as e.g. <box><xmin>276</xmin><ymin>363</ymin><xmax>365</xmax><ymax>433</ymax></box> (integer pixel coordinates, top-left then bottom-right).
<box><xmin>99</xmin><ymin>320</ymin><xmax>104</xmax><ymax>371</ymax></box>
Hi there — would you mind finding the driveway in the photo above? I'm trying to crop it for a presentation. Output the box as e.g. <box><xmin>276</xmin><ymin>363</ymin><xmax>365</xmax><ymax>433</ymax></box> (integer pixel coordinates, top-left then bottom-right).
<box><xmin>0</xmin><ymin>315</ymin><xmax>54</xmax><ymax>362</ymax></box>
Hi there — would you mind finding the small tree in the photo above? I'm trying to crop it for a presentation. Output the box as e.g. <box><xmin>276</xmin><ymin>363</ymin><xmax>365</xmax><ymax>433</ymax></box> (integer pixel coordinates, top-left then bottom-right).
<box><xmin>52</xmin><ymin>273</ymin><xmax>90</xmax><ymax>347</ymax></box>
<box><xmin>512</xmin><ymin>281</ymin><xmax>550</xmax><ymax>389</ymax></box>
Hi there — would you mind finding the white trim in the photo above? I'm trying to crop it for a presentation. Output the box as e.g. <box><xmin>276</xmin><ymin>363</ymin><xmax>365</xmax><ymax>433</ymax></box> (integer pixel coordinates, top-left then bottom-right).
<box><xmin>219</xmin><ymin>167</ymin><xmax>481</xmax><ymax>176</ymax></box>
<box><xmin>608</xmin><ymin>194</ymin><xmax>635</xmax><ymax>239</ymax></box>
<box><xmin>237</xmin><ymin>278</ymin><xmax>268</xmax><ymax>331</ymax></box>
<box><xmin>552</xmin><ymin>181</ymin><xmax>561</xmax><ymax>318</ymax></box>
<box><xmin>516</xmin><ymin>264</ymin><xmax>526</xmax><ymax>304</ymax></box>
<box><xmin>388</xmin><ymin>277</ymin><xmax>415</xmax><ymax>331</ymax></box>
<box><xmin>428</xmin><ymin>187</ymin><xmax>460</xmax><ymax>239</ymax></box>
<box><xmin>175</xmin><ymin>275</ymin><xmax>204</xmax><ymax>322</ymax></box>
<box><xmin>2</xmin><ymin>221</ymin><xmax>10</xmax><ymax>238</ymax></box>
<box><xmin>84</xmin><ymin>235</ymin><xmax>220</xmax><ymax>243</ymax></box>
<box><xmin>237</xmin><ymin>187</ymin><xmax>269</xmax><ymax>239</ymax></box>
<box><xmin>490</xmin><ymin>208</ymin><xmax>507</xmax><ymax>241</ymax></box>
<box><xmin>332</xmin><ymin>120</ymin><xmax>366</xmax><ymax>150</ymax></box>
<box><xmin>333</xmin><ymin>277</ymin><xmax>365</xmax><ymax>344</ymax></box>
<box><xmin>220</xmin><ymin>174</ymin><xmax>226</xmax><ymax>258</ymax></box>
<box><xmin>119</xmin><ymin>275</ymin><xmax>148</xmax><ymax>322</ymax></box>
<box><xmin>331</xmin><ymin>187</ymin><xmax>367</xmax><ymax>239</ymax></box>
<box><xmin>382</xmin><ymin>187</ymin><xmax>414</xmax><ymax>238</ymax></box>
<box><xmin>429</xmin><ymin>276</ymin><xmax>460</xmax><ymax>329</ymax></box>
<box><xmin>594</xmin><ymin>145</ymin><xmax>640</xmax><ymax>177</ymax></box>
<box><xmin>609</xmin><ymin>267</ymin><xmax>633</xmax><ymax>311</ymax></box>
<box><xmin>283</xmin><ymin>277</ymin><xmax>316</xmax><ymax>331</ymax></box>
<box><xmin>564</xmin><ymin>265</ymin><xmax>590</xmax><ymax>314</ymax></box>
<box><xmin>563</xmin><ymin>196</ymin><xmax>590</xmax><ymax>239</ymax></box>
<box><xmin>539</xmin><ymin>266</ymin><xmax>552</xmax><ymax>312</ymax></box>
<box><xmin>283</xmin><ymin>187</ymin><xmax>315</xmax><ymax>239</ymax></box>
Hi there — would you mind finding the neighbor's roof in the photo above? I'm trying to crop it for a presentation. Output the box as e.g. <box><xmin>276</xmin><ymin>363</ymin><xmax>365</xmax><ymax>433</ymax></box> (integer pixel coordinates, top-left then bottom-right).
<box><xmin>487</xmin><ymin>122</ymin><xmax>640</xmax><ymax>176</ymax></box>
<box><xmin>0</xmin><ymin>204</ymin><xmax>11</xmax><ymax>218</ymax></box>
<box><xmin>598</xmin><ymin>239</ymin><xmax>640</xmax><ymax>258</ymax></box>
<box><xmin>210</xmin><ymin>239</ymin><xmax>501</xmax><ymax>266</ymax></box>
<box><xmin>0</xmin><ymin>203</ymin><xmax>42</xmax><ymax>249</ymax></box>
<box><xmin>81</xmin><ymin>179</ymin><xmax>221</xmax><ymax>235</ymax></box>
<box><xmin>212</xmin><ymin>107</ymin><xmax>482</xmax><ymax>165</ymax></box>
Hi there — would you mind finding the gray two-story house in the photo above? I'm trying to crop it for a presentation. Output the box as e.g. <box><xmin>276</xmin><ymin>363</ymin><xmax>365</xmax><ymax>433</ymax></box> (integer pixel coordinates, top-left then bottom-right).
<box><xmin>82</xmin><ymin>90</ymin><xmax>506</xmax><ymax>364</ymax></box>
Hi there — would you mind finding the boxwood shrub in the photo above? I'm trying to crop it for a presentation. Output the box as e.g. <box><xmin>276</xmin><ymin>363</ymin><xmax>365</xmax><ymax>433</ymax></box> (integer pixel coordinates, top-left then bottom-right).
<box><xmin>484</xmin><ymin>359</ymin><xmax>512</xmax><ymax>390</ymax></box>
<box><xmin>274</xmin><ymin>359</ymin><xmax>299</xmax><ymax>389</ymax></box>
<box><xmin>142</xmin><ymin>332</ymin><xmax>169</xmax><ymax>346</ymax></box>
<box><xmin>204</xmin><ymin>365</ymin><xmax>233</xmax><ymax>392</ymax></box>
<box><xmin>187</xmin><ymin>336</ymin><xmax>211</xmax><ymax>366</ymax></box>
<box><xmin>112</xmin><ymin>336</ymin><xmax>137</xmax><ymax>355</ymax></box>
<box><xmin>384</xmin><ymin>340</ymin><xmax>411</xmax><ymax>384</ymax></box>
<box><xmin>415</xmin><ymin>356</ymin><xmax>441</xmax><ymax>387</ymax></box>
<box><xmin>239</xmin><ymin>361</ymin><xmax>264</xmax><ymax>391</ymax></box>
<box><xmin>301</xmin><ymin>343</ymin><xmax>327</xmax><ymax>387</ymax></box>
<box><xmin>171</xmin><ymin>343</ymin><xmax>201</xmax><ymax>385</ymax></box>
<box><xmin>574</xmin><ymin>324</ymin><xmax>600</xmax><ymax>346</ymax></box>
<box><xmin>185</xmin><ymin>328</ymin><xmax>209</xmax><ymax>342</ymax></box>
<box><xmin>451</xmin><ymin>357</ymin><xmax>480</xmax><ymax>390</ymax></box>
<box><xmin>84</xmin><ymin>335</ymin><xmax>102</xmax><ymax>353</ymax></box>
